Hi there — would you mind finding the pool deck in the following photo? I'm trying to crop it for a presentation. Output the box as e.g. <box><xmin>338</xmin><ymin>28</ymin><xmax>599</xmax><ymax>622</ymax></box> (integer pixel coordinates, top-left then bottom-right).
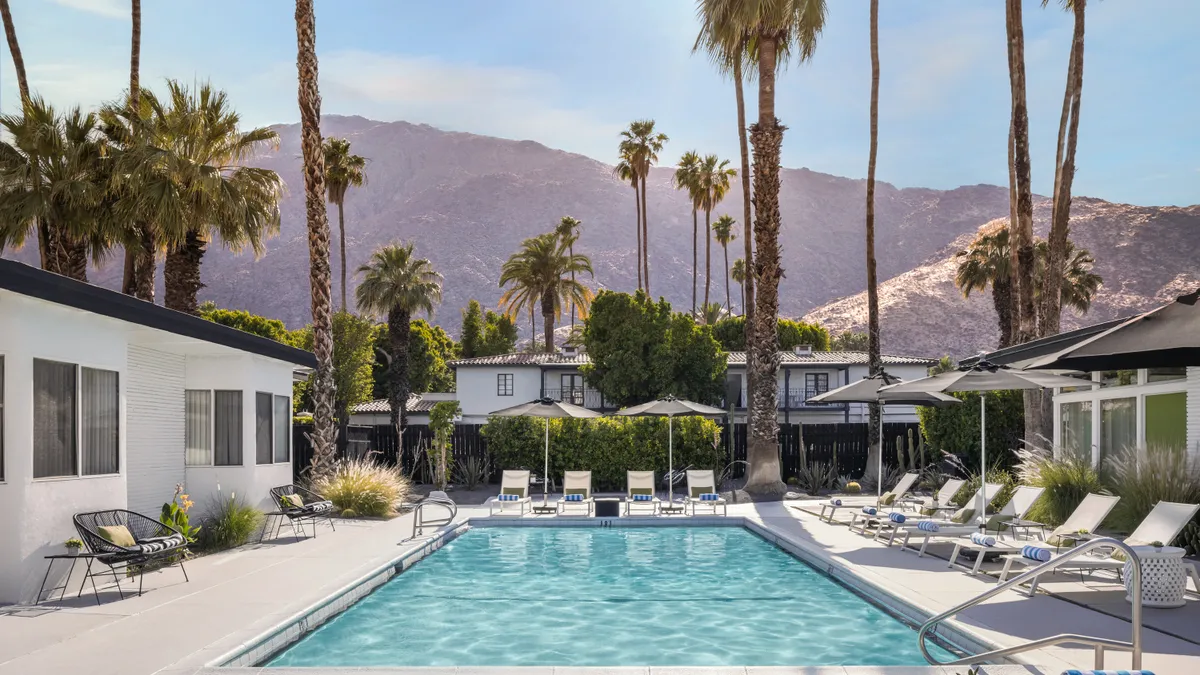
<box><xmin>0</xmin><ymin>497</ymin><xmax>1196</xmax><ymax>675</ymax></box>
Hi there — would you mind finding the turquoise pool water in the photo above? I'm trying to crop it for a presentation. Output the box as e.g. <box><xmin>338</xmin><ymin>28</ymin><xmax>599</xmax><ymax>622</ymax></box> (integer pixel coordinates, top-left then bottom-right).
<box><xmin>267</xmin><ymin>526</ymin><xmax>957</xmax><ymax>667</ymax></box>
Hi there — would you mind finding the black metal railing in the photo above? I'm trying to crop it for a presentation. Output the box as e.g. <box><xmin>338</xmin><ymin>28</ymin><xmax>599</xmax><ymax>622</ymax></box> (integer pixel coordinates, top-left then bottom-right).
<box><xmin>778</xmin><ymin>386</ymin><xmax>842</xmax><ymax>409</ymax></box>
<box><xmin>542</xmin><ymin>387</ymin><xmax>614</xmax><ymax>410</ymax></box>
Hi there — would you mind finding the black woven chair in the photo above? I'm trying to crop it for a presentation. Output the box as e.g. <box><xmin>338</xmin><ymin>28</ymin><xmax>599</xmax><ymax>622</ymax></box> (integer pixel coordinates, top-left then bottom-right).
<box><xmin>72</xmin><ymin>509</ymin><xmax>190</xmax><ymax>602</ymax></box>
<box><xmin>267</xmin><ymin>484</ymin><xmax>336</xmax><ymax>540</ymax></box>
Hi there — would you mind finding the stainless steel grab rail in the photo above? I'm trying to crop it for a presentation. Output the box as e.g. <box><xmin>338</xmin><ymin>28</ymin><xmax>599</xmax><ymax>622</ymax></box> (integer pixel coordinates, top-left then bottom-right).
<box><xmin>918</xmin><ymin>536</ymin><xmax>1143</xmax><ymax>670</ymax></box>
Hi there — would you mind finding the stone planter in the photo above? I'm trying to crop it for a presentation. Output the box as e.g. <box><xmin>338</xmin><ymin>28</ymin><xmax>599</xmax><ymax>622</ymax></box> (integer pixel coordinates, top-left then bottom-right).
<box><xmin>1124</xmin><ymin>545</ymin><xmax>1187</xmax><ymax>608</ymax></box>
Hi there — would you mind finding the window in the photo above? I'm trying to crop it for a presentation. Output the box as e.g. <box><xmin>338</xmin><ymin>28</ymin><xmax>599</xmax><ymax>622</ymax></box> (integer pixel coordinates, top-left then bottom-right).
<box><xmin>185</xmin><ymin>390</ymin><xmax>213</xmax><ymax>466</ymax></box>
<box><xmin>1147</xmin><ymin>367</ymin><xmax>1187</xmax><ymax>383</ymax></box>
<box><xmin>1059</xmin><ymin>401</ymin><xmax>1092</xmax><ymax>455</ymax></box>
<box><xmin>497</xmin><ymin>373</ymin><xmax>514</xmax><ymax>396</ymax></box>
<box><xmin>1146</xmin><ymin>392</ymin><xmax>1187</xmax><ymax>449</ymax></box>
<box><xmin>255</xmin><ymin>392</ymin><xmax>273</xmax><ymax>465</ymax></box>
<box><xmin>0</xmin><ymin>355</ymin><xmax>5</xmax><ymax>481</ymax></box>
<box><xmin>214</xmin><ymin>390</ymin><xmax>243</xmax><ymax>466</ymax></box>
<box><xmin>274</xmin><ymin>395</ymin><xmax>290</xmax><ymax>462</ymax></box>
<box><xmin>1099</xmin><ymin>370</ymin><xmax>1137</xmax><ymax>388</ymax></box>
<box><xmin>560</xmin><ymin>373</ymin><xmax>584</xmax><ymax>405</ymax></box>
<box><xmin>33</xmin><ymin>359</ymin><xmax>119</xmax><ymax>478</ymax></box>
<box><xmin>1100</xmin><ymin>397</ymin><xmax>1136</xmax><ymax>464</ymax></box>
<box><xmin>805</xmin><ymin>373</ymin><xmax>829</xmax><ymax>396</ymax></box>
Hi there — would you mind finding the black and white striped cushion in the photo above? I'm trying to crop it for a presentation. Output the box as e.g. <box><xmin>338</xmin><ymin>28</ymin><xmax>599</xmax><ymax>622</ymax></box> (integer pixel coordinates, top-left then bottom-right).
<box><xmin>133</xmin><ymin>533</ymin><xmax>187</xmax><ymax>554</ymax></box>
<box><xmin>301</xmin><ymin>500</ymin><xmax>334</xmax><ymax>514</ymax></box>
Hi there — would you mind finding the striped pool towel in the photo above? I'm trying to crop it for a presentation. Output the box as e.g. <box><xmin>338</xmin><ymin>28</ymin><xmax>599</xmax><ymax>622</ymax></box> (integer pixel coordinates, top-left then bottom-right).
<box><xmin>699</xmin><ymin>493</ymin><xmax>721</xmax><ymax>502</ymax></box>
<box><xmin>917</xmin><ymin>520</ymin><xmax>939</xmax><ymax>532</ymax></box>
<box><xmin>1062</xmin><ymin>671</ymin><xmax>1155</xmax><ymax>675</ymax></box>
<box><xmin>631</xmin><ymin>494</ymin><xmax>653</xmax><ymax>502</ymax></box>
<box><xmin>889</xmin><ymin>512</ymin><xmax>906</xmax><ymax>524</ymax></box>
<box><xmin>970</xmin><ymin>532</ymin><xmax>996</xmax><ymax>547</ymax></box>
<box><xmin>1022</xmin><ymin>545</ymin><xmax>1052</xmax><ymax>562</ymax></box>
<box><xmin>497</xmin><ymin>494</ymin><xmax>520</xmax><ymax>502</ymax></box>
<box><xmin>829</xmin><ymin>499</ymin><xmax>843</xmax><ymax>506</ymax></box>
<box><xmin>861</xmin><ymin>506</ymin><xmax>878</xmax><ymax>516</ymax></box>
<box><xmin>563</xmin><ymin>494</ymin><xmax>584</xmax><ymax>502</ymax></box>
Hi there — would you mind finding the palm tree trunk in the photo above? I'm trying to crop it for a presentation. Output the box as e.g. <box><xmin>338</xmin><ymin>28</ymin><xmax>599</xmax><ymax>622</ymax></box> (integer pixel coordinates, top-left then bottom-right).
<box><xmin>63</xmin><ymin>234</ymin><xmax>88</xmax><ymax>282</ymax></box>
<box><xmin>1007</xmin><ymin>120</ymin><xmax>1018</xmax><ymax>348</ymax></box>
<box><xmin>130</xmin><ymin>0</ymin><xmax>140</xmax><ymax>110</ymax></box>
<box><xmin>734</xmin><ymin>55</ymin><xmax>754</xmax><ymax>324</ymax></box>
<box><xmin>0</xmin><ymin>0</ymin><xmax>29</xmax><ymax>105</ymax></box>
<box><xmin>634</xmin><ymin>185</ymin><xmax>642</xmax><ymax>291</ymax></box>
<box><xmin>745</xmin><ymin>34</ymin><xmax>785</xmax><ymax>496</ymax></box>
<box><xmin>541</xmin><ymin>291</ymin><xmax>555</xmax><ymax>353</ymax></box>
<box><xmin>529</xmin><ymin>305</ymin><xmax>536</xmax><ymax>350</ymax></box>
<box><xmin>739</xmin><ymin>279</ymin><xmax>744</xmax><ymax>316</ymax></box>
<box><xmin>864</xmin><ymin>0</ymin><xmax>883</xmax><ymax>484</ymax></box>
<box><xmin>703</xmin><ymin>207</ymin><xmax>712</xmax><ymax>311</ymax></box>
<box><xmin>1040</xmin><ymin>0</ymin><xmax>1086</xmax><ymax>340</ymax></box>
<box><xmin>723</xmin><ymin>244</ymin><xmax>732</xmax><ymax>312</ymax></box>
<box><xmin>164</xmin><ymin>229</ymin><xmax>207</xmax><ymax>314</ymax></box>
<box><xmin>569</xmin><ymin>242</ymin><xmax>576</xmax><ymax>331</ymax></box>
<box><xmin>387</xmin><ymin>307</ymin><xmax>412</xmax><ymax>433</ymax></box>
<box><xmin>295</xmin><ymin>0</ymin><xmax>338</xmax><ymax>481</ymax></box>
<box><xmin>338</xmin><ymin>199</ymin><xmax>348</xmax><ymax>311</ymax></box>
<box><xmin>640</xmin><ymin>176</ymin><xmax>650</xmax><ymax>296</ymax></box>
<box><xmin>691</xmin><ymin>208</ymin><xmax>698</xmax><ymax>315</ymax></box>
<box><xmin>993</xmin><ymin>277</ymin><xmax>1014</xmax><ymax>349</ymax></box>
<box><xmin>132</xmin><ymin>226</ymin><xmax>156</xmax><ymax>301</ymax></box>
<box><xmin>1006</xmin><ymin>0</ymin><xmax>1036</xmax><ymax>346</ymax></box>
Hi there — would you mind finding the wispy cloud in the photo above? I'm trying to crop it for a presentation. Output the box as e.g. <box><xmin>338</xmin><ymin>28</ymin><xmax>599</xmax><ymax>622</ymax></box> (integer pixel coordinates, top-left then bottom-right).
<box><xmin>46</xmin><ymin>0</ymin><xmax>128</xmax><ymax>19</ymax></box>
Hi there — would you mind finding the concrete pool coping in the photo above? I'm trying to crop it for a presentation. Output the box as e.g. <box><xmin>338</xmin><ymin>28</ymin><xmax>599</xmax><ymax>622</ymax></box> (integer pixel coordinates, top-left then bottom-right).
<box><xmin>212</xmin><ymin>516</ymin><xmax>997</xmax><ymax>671</ymax></box>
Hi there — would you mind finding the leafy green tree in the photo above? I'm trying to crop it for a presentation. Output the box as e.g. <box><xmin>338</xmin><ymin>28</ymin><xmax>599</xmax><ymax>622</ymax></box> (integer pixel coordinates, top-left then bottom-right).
<box><xmin>297</xmin><ymin>312</ymin><xmax>375</xmax><ymax>434</ymax></box>
<box><xmin>710</xmin><ymin>316</ymin><xmax>829</xmax><ymax>352</ymax></box>
<box><xmin>198</xmin><ymin>302</ymin><xmax>301</xmax><ymax>345</ymax></box>
<box><xmin>459</xmin><ymin>299</ymin><xmax>486</xmax><ymax>358</ymax></box>
<box><xmin>482</xmin><ymin>310</ymin><xmax>519</xmax><ymax>356</ymax></box>
<box><xmin>428</xmin><ymin>400</ymin><xmax>461</xmax><ymax>489</ymax></box>
<box><xmin>918</xmin><ymin>390</ymin><xmax>1024</xmax><ymax>474</ymax></box>
<box><xmin>830</xmin><ymin>330</ymin><xmax>870</xmax><ymax>352</ymax></box>
<box><xmin>408</xmin><ymin>319</ymin><xmax>457</xmax><ymax>394</ymax></box>
<box><xmin>929</xmin><ymin>356</ymin><xmax>957</xmax><ymax>376</ymax></box>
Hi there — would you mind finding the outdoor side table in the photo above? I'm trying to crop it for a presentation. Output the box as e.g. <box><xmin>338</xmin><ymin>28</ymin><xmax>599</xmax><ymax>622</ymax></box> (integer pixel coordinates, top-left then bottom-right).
<box><xmin>660</xmin><ymin>499</ymin><xmax>686</xmax><ymax>515</ymax></box>
<box><xmin>38</xmin><ymin>552</ymin><xmax>102</xmax><ymax>605</ymax></box>
<box><xmin>594</xmin><ymin>498</ymin><xmax>620</xmax><ymax>518</ymax></box>
<box><xmin>1124</xmin><ymin>545</ymin><xmax>1188</xmax><ymax>608</ymax></box>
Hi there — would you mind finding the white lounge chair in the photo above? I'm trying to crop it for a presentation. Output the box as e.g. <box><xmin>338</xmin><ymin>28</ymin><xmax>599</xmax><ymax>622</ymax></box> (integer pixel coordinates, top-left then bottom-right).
<box><xmin>898</xmin><ymin>477</ymin><xmax>966</xmax><ymax>514</ymax></box>
<box><xmin>999</xmin><ymin>500</ymin><xmax>1200</xmax><ymax>595</ymax></box>
<box><xmin>879</xmin><ymin>483</ymin><xmax>1002</xmax><ymax>553</ymax></box>
<box><xmin>894</xmin><ymin>485</ymin><xmax>1043</xmax><ymax>557</ymax></box>
<box><xmin>625</xmin><ymin>471</ymin><xmax>661</xmax><ymax>516</ymax></box>
<box><xmin>820</xmin><ymin>471</ymin><xmax>920</xmax><ymax>524</ymax></box>
<box><xmin>557</xmin><ymin>471</ymin><xmax>595</xmax><ymax>516</ymax></box>
<box><xmin>685</xmin><ymin>470</ymin><xmax>727</xmax><ymax>516</ymax></box>
<box><xmin>488</xmin><ymin>470</ymin><xmax>532</xmax><ymax>516</ymax></box>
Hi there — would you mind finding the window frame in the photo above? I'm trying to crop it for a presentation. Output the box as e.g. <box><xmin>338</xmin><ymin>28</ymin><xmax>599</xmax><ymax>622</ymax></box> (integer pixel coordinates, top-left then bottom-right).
<box><xmin>804</xmin><ymin>372</ymin><xmax>829</xmax><ymax>395</ymax></box>
<box><xmin>273</xmin><ymin>395</ymin><xmax>291</xmax><ymax>464</ymax></box>
<box><xmin>255</xmin><ymin>391</ymin><xmax>274</xmax><ymax>466</ymax></box>
<box><xmin>213</xmin><ymin>389</ymin><xmax>244</xmax><ymax>467</ymax></box>
<box><xmin>185</xmin><ymin>389</ymin><xmax>214</xmax><ymax>467</ymax></box>
<box><xmin>497</xmin><ymin>373</ymin><xmax>514</xmax><ymax>396</ymax></box>
<box><xmin>0</xmin><ymin>354</ymin><xmax>5</xmax><ymax>483</ymax></box>
<box><xmin>31</xmin><ymin>357</ymin><xmax>121</xmax><ymax>482</ymax></box>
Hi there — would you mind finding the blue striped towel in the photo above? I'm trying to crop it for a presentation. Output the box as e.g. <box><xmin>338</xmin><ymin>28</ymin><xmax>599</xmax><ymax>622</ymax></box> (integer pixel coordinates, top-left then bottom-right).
<box><xmin>970</xmin><ymin>532</ymin><xmax>996</xmax><ymax>547</ymax></box>
<box><xmin>632</xmin><ymin>494</ymin><xmax>653</xmax><ymax>502</ymax></box>
<box><xmin>861</xmin><ymin>506</ymin><xmax>878</xmax><ymax>515</ymax></box>
<box><xmin>917</xmin><ymin>520</ymin><xmax>939</xmax><ymax>532</ymax></box>
<box><xmin>889</xmin><ymin>512</ymin><xmax>906</xmax><ymax>524</ymax></box>
<box><xmin>497</xmin><ymin>494</ymin><xmax>520</xmax><ymax>502</ymax></box>
<box><xmin>699</xmin><ymin>493</ymin><xmax>720</xmax><ymax>502</ymax></box>
<box><xmin>564</xmin><ymin>494</ymin><xmax>584</xmax><ymax>502</ymax></box>
<box><xmin>829</xmin><ymin>499</ymin><xmax>843</xmax><ymax>506</ymax></box>
<box><xmin>1062</xmin><ymin>671</ymin><xmax>1155</xmax><ymax>675</ymax></box>
<box><xmin>1022</xmin><ymin>545</ymin><xmax>1052</xmax><ymax>562</ymax></box>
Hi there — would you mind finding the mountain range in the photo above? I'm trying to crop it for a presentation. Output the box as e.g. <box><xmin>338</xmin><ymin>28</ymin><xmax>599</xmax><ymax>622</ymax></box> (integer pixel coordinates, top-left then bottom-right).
<box><xmin>7</xmin><ymin>115</ymin><xmax>1198</xmax><ymax>359</ymax></box>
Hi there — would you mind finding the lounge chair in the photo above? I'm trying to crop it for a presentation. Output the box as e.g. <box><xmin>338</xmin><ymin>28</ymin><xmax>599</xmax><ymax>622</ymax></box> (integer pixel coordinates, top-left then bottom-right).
<box><xmin>998</xmin><ymin>500</ymin><xmax>1200</xmax><ymax>595</ymax></box>
<box><xmin>950</xmin><ymin>492</ymin><xmax>1122</xmax><ymax>573</ymax></box>
<box><xmin>73</xmin><ymin>509</ymin><xmax>190</xmax><ymax>602</ymax></box>
<box><xmin>268</xmin><ymin>484</ymin><xmax>337</xmax><ymax>539</ymax></box>
<box><xmin>685</xmin><ymin>469</ymin><xmax>727</xmax><ymax>516</ymax></box>
<box><xmin>488</xmin><ymin>470</ymin><xmax>533</xmax><ymax>516</ymax></box>
<box><xmin>865</xmin><ymin>482</ymin><xmax>1000</xmax><ymax>548</ymax></box>
<box><xmin>820</xmin><ymin>471</ymin><xmax>920</xmax><ymax>524</ymax></box>
<box><xmin>625</xmin><ymin>470</ymin><xmax>661</xmax><ymax>516</ymax></box>
<box><xmin>898</xmin><ymin>477</ymin><xmax>966</xmax><ymax>514</ymax></box>
<box><xmin>892</xmin><ymin>484</ymin><xmax>1042</xmax><ymax>556</ymax></box>
<box><xmin>557</xmin><ymin>470</ymin><xmax>595</xmax><ymax>516</ymax></box>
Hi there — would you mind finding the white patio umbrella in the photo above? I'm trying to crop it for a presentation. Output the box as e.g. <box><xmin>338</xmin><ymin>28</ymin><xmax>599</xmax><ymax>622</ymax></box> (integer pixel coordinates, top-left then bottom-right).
<box><xmin>807</xmin><ymin>371</ymin><xmax>961</xmax><ymax>503</ymax></box>
<box><xmin>614</xmin><ymin>395</ymin><xmax>727</xmax><ymax>503</ymax></box>
<box><xmin>881</xmin><ymin>359</ymin><xmax>1085</xmax><ymax>518</ymax></box>
<box><xmin>489</xmin><ymin>397</ymin><xmax>602</xmax><ymax>505</ymax></box>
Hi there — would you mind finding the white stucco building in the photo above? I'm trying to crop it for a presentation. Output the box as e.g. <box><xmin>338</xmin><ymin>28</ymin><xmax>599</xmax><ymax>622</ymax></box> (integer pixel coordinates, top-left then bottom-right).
<box><xmin>0</xmin><ymin>259</ymin><xmax>314</xmax><ymax>604</ymax></box>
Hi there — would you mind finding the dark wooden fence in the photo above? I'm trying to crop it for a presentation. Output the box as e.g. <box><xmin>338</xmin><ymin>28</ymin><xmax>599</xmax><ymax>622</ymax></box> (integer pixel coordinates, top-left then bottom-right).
<box><xmin>294</xmin><ymin>420</ymin><xmax>924</xmax><ymax>485</ymax></box>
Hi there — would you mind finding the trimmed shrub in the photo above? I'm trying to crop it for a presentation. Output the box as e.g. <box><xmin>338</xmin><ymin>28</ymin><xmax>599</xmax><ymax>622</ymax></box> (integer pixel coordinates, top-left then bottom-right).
<box><xmin>1016</xmin><ymin>444</ymin><xmax>1105</xmax><ymax>527</ymax></box>
<box><xmin>482</xmin><ymin>416</ymin><xmax>723</xmax><ymax>491</ymax></box>
<box><xmin>917</xmin><ymin>390</ymin><xmax>1024</xmax><ymax>474</ymax></box>
<box><xmin>312</xmin><ymin>458</ymin><xmax>412</xmax><ymax>517</ymax></box>
<box><xmin>198</xmin><ymin>494</ymin><xmax>263</xmax><ymax>551</ymax></box>
<box><xmin>1104</xmin><ymin>444</ymin><xmax>1200</xmax><ymax>535</ymax></box>
<box><xmin>949</xmin><ymin>466</ymin><xmax>1018</xmax><ymax>514</ymax></box>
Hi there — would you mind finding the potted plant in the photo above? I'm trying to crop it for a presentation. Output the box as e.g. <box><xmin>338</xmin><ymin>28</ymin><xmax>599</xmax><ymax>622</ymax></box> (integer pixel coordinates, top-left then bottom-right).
<box><xmin>64</xmin><ymin>538</ymin><xmax>84</xmax><ymax>555</ymax></box>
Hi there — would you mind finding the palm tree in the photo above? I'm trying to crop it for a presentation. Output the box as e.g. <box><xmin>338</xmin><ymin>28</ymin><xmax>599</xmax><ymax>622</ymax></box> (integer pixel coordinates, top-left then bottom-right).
<box><xmin>119</xmin><ymin>0</ymin><xmax>143</xmax><ymax>297</ymax></box>
<box><xmin>712</xmin><ymin>214</ymin><xmax>737</xmax><ymax>312</ymax></box>
<box><xmin>1040</xmin><ymin>0</ymin><xmax>1088</xmax><ymax>338</ymax></box>
<box><xmin>613</xmin><ymin>153</ymin><xmax>641</xmax><ymax>291</ymax></box>
<box><xmin>695</xmin><ymin>0</ymin><xmax>826</xmax><ymax>495</ymax></box>
<box><xmin>1035</xmin><ymin>238</ymin><xmax>1101</xmax><ymax>314</ymax></box>
<box><xmin>0</xmin><ymin>1</ymin><xmax>28</xmax><ymax>106</ymax></box>
<box><xmin>499</xmin><ymin>232</ymin><xmax>593</xmax><ymax>353</ymax></box>
<box><xmin>955</xmin><ymin>224</ymin><xmax>1015</xmax><ymax>349</ymax></box>
<box><xmin>731</xmin><ymin>257</ymin><xmax>746</xmax><ymax>315</ymax></box>
<box><xmin>323</xmin><ymin>137</ymin><xmax>367</xmax><ymax>311</ymax></box>
<box><xmin>673</xmin><ymin>151</ymin><xmax>702</xmax><ymax>313</ymax></box>
<box><xmin>146</xmin><ymin>82</ymin><xmax>283</xmax><ymax>314</ymax></box>
<box><xmin>554</xmin><ymin>215</ymin><xmax>583</xmax><ymax>331</ymax></box>
<box><xmin>864</xmin><ymin>0</ymin><xmax>883</xmax><ymax>483</ymax></box>
<box><xmin>357</xmin><ymin>243</ymin><xmax>443</xmax><ymax>445</ymax></box>
<box><xmin>697</xmin><ymin>154</ymin><xmax>736</xmax><ymax>309</ymax></box>
<box><xmin>294</xmin><ymin>0</ymin><xmax>337</xmax><ymax>480</ymax></box>
<box><xmin>1005</xmin><ymin>0</ymin><xmax>1036</xmax><ymax>345</ymax></box>
<box><xmin>699</xmin><ymin>301</ymin><xmax>725</xmax><ymax>326</ymax></box>
<box><xmin>619</xmin><ymin>120</ymin><xmax>667</xmax><ymax>295</ymax></box>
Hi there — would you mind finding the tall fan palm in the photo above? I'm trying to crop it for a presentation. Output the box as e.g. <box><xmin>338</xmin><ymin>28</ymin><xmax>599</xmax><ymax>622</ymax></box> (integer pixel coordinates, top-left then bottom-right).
<box><xmin>673</xmin><ymin>150</ymin><xmax>702</xmax><ymax>313</ymax></box>
<box><xmin>863</xmin><ymin>0</ymin><xmax>883</xmax><ymax>483</ymax></box>
<box><xmin>699</xmin><ymin>301</ymin><xmax>725</xmax><ymax>326</ymax></box>
<box><xmin>613</xmin><ymin>153</ymin><xmax>641</xmax><ymax>291</ymax></box>
<box><xmin>357</xmin><ymin>243</ymin><xmax>442</xmax><ymax>436</ymax></box>
<box><xmin>499</xmin><ymin>232</ymin><xmax>593</xmax><ymax>353</ymax></box>
<box><xmin>295</xmin><ymin>0</ymin><xmax>337</xmax><ymax>480</ymax></box>
<box><xmin>553</xmin><ymin>215</ymin><xmax>583</xmax><ymax>331</ymax></box>
<box><xmin>618</xmin><ymin>120</ymin><xmax>667</xmax><ymax>295</ymax></box>
<box><xmin>955</xmin><ymin>224</ymin><xmax>1015</xmax><ymax>349</ymax></box>
<box><xmin>695</xmin><ymin>0</ymin><xmax>827</xmax><ymax>495</ymax></box>
<box><xmin>118</xmin><ymin>0</ymin><xmax>143</xmax><ymax>296</ymax></box>
<box><xmin>712</xmin><ymin>214</ymin><xmax>737</xmax><ymax>312</ymax></box>
<box><xmin>1006</xmin><ymin>0</ymin><xmax>1036</xmax><ymax>345</ymax></box>
<box><xmin>697</xmin><ymin>154</ymin><xmax>736</xmax><ymax>310</ymax></box>
<box><xmin>731</xmin><ymin>257</ymin><xmax>746</xmax><ymax>315</ymax></box>
<box><xmin>1035</xmin><ymin>238</ymin><xmax>1101</xmax><ymax>315</ymax></box>
<box><xmin>323</xmin><ymin>137</ymin><xmax>367</xmax><ymax>311</ymax></box>
<box><xmin>0</xmin><ymin>0</ymin><xmax>28</xmax><ymax>106</ymax></box>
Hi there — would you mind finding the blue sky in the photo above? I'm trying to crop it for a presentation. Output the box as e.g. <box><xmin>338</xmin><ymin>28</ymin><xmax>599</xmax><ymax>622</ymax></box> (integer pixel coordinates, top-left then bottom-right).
<box><xmin>3</xmin><ymin>0</ymin><xmax>1197</xmax><ymax>205</ymax></box>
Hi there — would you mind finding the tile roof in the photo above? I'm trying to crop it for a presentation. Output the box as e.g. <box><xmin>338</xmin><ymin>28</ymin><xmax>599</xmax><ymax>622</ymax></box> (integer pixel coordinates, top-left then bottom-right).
<box><xmin>447</xmin><ymin>352</ymin><xmax>591</xmax><ymax>367</ymax></box>
<box><xmin>352</xmin><ymin>394</ymin><xmax>436</xmax><ymax>414</ymax></box>
<box><xmin>448</xmin><ymin>350</ymin><xmax>936</xmax><ymax>368</ymax></box>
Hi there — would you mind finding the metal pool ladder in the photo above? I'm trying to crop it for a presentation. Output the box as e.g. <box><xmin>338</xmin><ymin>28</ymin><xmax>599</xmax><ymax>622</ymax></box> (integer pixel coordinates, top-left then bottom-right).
<box><xmin>918</xmin><ymin>536</ymin><xmax>1143</xmax><ymax>670</ymax></box>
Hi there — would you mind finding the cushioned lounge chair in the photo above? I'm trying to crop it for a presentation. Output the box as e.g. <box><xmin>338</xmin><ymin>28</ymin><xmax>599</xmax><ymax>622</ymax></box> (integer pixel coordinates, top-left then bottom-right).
<box><xmin>557</xmin><ymin>470</ymin><xmax>595</xmax><ymax>516</ymax></box>
<box><xmin>898</xmin><ymin>477</ymin><xmax>966</xmax><ymax>514</ymax></box>
<box><xmin>488</xmin><ymin>470</ymin><xmax>532</xmax><ymax>516</ymax></box>
<box><xmin>893</xmin><ymin>484</ymin><xmax>1042</xmax><ymax>556</ymax></box>
<box><xmin>268</xmin><ymin>484</ymin><xmax>336</xmax><ymax>539</ymax></box>
<box><xmin>73</xmin><ymin>509</ymin><xmax>190</xmax><ymax>602</ymax></box>
<box><xmin>625</xmin><ymin>470</ymin><xmax>661</xmax><ymax>516</ymax></box>
<box><xmin>855</xmin><ymin>482</ymin><xmax>998</xmax><ymax>543</ymax></box>
<box><xmin>821</xmin><ymin>471</ymin><xmax>921</xmax><ymax>524</ymax></box>
<box><xmin>685</xmin><ymin>469</ymin><xmax>726</xmax><ymax>516</ymax></box>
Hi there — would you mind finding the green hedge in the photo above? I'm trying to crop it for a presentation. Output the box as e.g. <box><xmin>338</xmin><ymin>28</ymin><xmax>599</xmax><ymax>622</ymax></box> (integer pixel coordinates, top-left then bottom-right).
<box><xmin>482</xmin><ymin>416</ymin><xmax>723</xmax><ymax>491</ymax></box>
<box><xmin>917</xmin><ymin>390</ymin><xmax>1024</xmax><ymax>474</ymax></box>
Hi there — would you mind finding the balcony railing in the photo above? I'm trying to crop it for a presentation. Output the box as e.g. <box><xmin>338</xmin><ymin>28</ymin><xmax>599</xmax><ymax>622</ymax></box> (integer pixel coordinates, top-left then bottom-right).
<box><xmin>543</xmin><ymin>387</ymin><xmax>615</xmax><ymax>410</ymax></box>
<box><xmin>778</xmin><ymin>387</ymin><xmax>842</xmax><ymax>409</ymax></box>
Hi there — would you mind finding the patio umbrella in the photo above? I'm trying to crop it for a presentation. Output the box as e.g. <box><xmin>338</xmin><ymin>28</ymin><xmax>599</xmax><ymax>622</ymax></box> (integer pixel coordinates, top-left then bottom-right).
<box><xmin>807</xmin><ymin>371</ymin><xmax>962</xmax><ymax>503</ymax></box>
<box><xmin>1028</xmin><ymin>288</ymin><xmax>1200</xmax><ymax>371</ymax></box>
<box><xmin>881</xmin><ymin>360</ymin><xmax>1085</xmax><ymax>518</ymax></box>
<box><xmin>489</xmin><ymin>397</ymin><xmax>602</xmax><ymax>505</ymax></box>
<box><xmin>614</xmin><ymin>396</ymin><xmax>727</xmax><ymax>503</ymax></box>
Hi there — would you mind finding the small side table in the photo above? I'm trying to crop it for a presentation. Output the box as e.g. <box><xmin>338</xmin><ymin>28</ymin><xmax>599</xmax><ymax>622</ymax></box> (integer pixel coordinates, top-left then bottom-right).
<box><xmin>594</xmin><ymin>498</ymin><xmax>620</xmax><ymax>518</ymax></box>
<box><xmin>38</xmin><ymin>553</ymin><xmax>102</xmax><ymax>605</ymax></box>
<box><xmin>1124</xmin><ymin>545</ymin><xmax>1188</xmax><ymax>608</ymax></box>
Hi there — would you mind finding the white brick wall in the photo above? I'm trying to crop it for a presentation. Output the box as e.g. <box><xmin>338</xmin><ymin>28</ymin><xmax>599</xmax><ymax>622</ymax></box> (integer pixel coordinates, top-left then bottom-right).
<box><xmin>126</xmin><ymin>345</ymin><xmax>186</xmax><ymax>516</ymax></box>
<box><xmin>1189</xmin><ymin>367</ymin><xmax>1199</xmax><ymax>455</ymax></box>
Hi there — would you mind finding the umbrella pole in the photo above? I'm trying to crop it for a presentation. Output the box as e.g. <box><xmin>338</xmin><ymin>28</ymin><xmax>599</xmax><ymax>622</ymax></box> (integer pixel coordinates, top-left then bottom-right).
<box><xmin>668</xmin><ymin>415</ymin><xmax>674</xmax><ymax>504</ymax></box>
<box><xmin>544</xmin><ymin>418</ymin><xmax>550</xmax><ymax>506</ymax></box>
<box><xmin>979</xmin><ymin>393</ymin><xmax>986</xmax><ymax>523</ymax></box>
<box><xmin>878</xmin><ymin>405</ymin><xmax>884</xmax><ymax>506</ymax></box>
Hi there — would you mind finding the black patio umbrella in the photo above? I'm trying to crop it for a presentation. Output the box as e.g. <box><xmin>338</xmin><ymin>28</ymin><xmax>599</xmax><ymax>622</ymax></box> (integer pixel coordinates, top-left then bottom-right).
<box><xmin>881</xmin><ymin>361</ymin><xmax>1084</xmax><ymax>517</ymax></box>
<box><xmin>1029</xmin><ymin>288</ymin><xmax>1200</xmax><ymax>371</ymax></box>
<box><xmin>489</xmin><ymin>397</ymin><xmax>602</xmax><ymax>505</ymax></box>
<box><xmin>807</xmin><ymin>371</ymin><xmax>961</xmax><ymax>503</ymax></box>
<box><xmin>614</xmin><ymin>396</ymin><xmax>727</xmax><ymax>503</ymax></box>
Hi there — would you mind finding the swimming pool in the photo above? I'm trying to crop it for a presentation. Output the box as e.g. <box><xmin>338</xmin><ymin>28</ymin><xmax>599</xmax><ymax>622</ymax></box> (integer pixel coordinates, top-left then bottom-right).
<box><xmin>265</xmin><ymin>526</ymin><xmax>957</xmax><ymax>667</ymax></box>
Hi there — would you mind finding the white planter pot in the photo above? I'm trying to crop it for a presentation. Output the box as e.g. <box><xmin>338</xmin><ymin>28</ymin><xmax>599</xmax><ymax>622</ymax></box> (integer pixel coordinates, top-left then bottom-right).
<box><xmin>1123</xmin><ymin>545</ymin><xmax>1187</xmax><ymax>608</ymax></box>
